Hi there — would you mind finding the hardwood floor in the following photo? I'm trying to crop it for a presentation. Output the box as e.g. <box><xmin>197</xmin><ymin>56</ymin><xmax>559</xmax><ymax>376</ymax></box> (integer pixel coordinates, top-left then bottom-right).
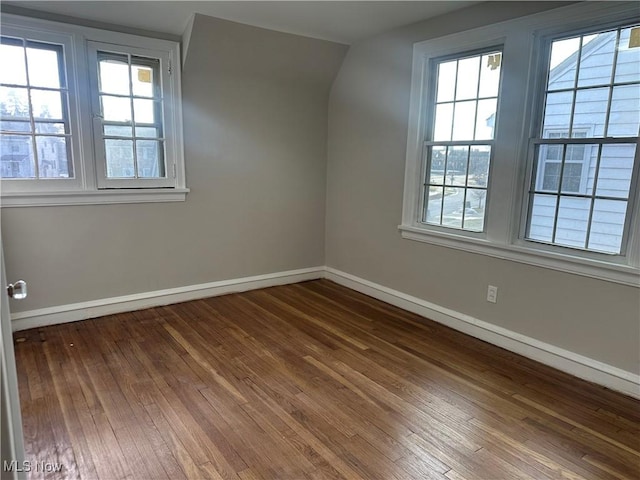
<box><xmin>13</xmin><ymin>280</ymin><xmax>640</xmax><ymax>480</ymax></box>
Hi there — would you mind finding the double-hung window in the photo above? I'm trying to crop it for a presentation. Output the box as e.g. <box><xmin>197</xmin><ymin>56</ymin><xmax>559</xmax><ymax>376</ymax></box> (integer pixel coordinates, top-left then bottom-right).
<box><xmin>401</xmin><ymin>2</ymin><xmax>640</xmax><ymax>286</ymax></box>
<box><xmin>526</xmin><ymin>24</ymin><xmax>640</xmax><ymax>255</ymax></box>
<box><xmin>0</xmin><ymin>14</ymin><xmax>187</xmax><ymax>206</ymax></box>
<box><xmin>424</xmin><ymin>49</ymin><xmax>502</xmax><ymax>232</ymax></box>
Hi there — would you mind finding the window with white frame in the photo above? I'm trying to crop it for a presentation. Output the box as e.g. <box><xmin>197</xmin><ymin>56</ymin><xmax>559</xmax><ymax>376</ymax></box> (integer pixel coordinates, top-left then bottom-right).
<box><xmin>526</xmin><ymin>24</ymin><xmax>640</xmax><ymax>255</ymax></box>
<box><xmin>0</xmin><ymin>37</ymin><xmax>73</xmax><ymax>180</ymax></box>
<box><xmin>89</xmin><ymin>43</ymin><xmax>174</xmax><ymax>188</ymax></box>
<box><xmin>0</xmin><ymin>14</ymin><xmax>186</xmax><ymax>206</ymax></box>
<box><xmin>423</xmin><ymin>48</ymin><xmax>502</xmax><ymax>232</ymax></box>
<box><xmin>401</xmin><ymin>3</ymin><xmax>640</xmax><ymax>286</ymax></box>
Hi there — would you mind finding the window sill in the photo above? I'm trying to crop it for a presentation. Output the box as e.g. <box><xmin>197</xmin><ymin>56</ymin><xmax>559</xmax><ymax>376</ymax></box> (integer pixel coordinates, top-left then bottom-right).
<box><xmin>398</xmin><ymin>224</ymin><xmax>639</xmax><ymax>287</ymax></box>
<box><xmin>0</xmin><ymin>188</ymin><xmax>190</xmax><ymax>207</ymax></box>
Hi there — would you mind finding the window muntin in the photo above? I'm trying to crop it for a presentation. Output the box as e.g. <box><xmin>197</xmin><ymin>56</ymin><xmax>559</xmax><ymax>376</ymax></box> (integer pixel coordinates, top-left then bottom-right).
<box><xmin>97</xmin><ymin>51</ymin><xmax>165</xmax><ymax>180</ymax></box>
<box><xmin>423</xmin><ymin>49</ymin><xmax>502</xmax><ymax>232</ymax></box>
<box><xmin>0</xmin><ymin>36</ymin><xmax>72</xmax><ymax>180</ymax></box>
<box><xmin>526</xmin><ymin>24</ymin><xmax>640</xmax><ymax>255</ymax></box>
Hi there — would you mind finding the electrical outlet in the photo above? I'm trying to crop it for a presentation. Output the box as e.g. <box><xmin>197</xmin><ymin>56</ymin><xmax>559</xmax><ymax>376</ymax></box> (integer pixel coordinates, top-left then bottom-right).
<box><xmin>487</xmin><ymin>285</ymin><xmax>498</xmax><ymax>303</ymax></box>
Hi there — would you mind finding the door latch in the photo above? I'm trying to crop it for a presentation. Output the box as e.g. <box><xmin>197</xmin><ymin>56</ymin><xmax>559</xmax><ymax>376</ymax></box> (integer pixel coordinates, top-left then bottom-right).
<box><xmin>7</xmin><ymin>280</ymin><xmax>27</xmax><ymax>300</ymax></box>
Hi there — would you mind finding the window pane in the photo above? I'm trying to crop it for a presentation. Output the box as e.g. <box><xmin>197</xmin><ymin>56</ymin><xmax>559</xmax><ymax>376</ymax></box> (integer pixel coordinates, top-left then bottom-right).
<box><xmin>478</xmin><ymin>53</ymin><xmax>501</xmax><ymax>98</ymax></box>
<box><xmin>455</xmin><ymin>56</ymin><xmax>480</xmax><ymax>100</ymax></box>
<box><xmin>132</xmin><ymin>65</ymin><xmax>155</xmax><ymax>98</ymax></box>
<box><xmin>573</xmin><ymin>87</ymin><xmax>608</xmax><ymax>137</ymax></box>
<box><xmin>135</xmin><ymin>126</ymin><xmax>160</xmax><ymax>138</ymax></box>
<box><xmin>528</xmin><ymin>194</ymin><xmax>557</xmax><ymax>242</ymax></box>
<box><xmin>555</xmin><ymin>196</ymin><xmax>591</xmax><ymax>248</ymax></box>
<box><xmin>463</xmin><ymin>190</ymin><xmax>486</xmax><ymax>232</ymax></box>
<box><xmin>0</xmin><ymin>41</ymin><xmax>27</xmax><ymax>86</ymax></box>
<box><xmin>615</xmin><ymin>26</ymin><xmax>640</xmax><ymax>84</ymax></box>
<box><xmin>560</xmin><ymin>162</ymin><xmax>583</xmax><ymax>193</ymax></box>
<box><xmin>136</xmin><ymin>140</ymin><xmax>164</xmax><ymax>177</ymax></box>
<box><xmin>133</xmin><ymin>98</ymin><xmax>155</xmax><ymax>124</ymax></box>
<box><xmin>101</xmin><ymin>95</ymin><xmax>131</xmax><ymax>122</ymax></box>
<box><xmin>548</xmin><ymin>37</ymin><xmax>580</xmax><ymax>91</ymax></box>
<box><xmin>26</xmin><ymin>45</ymin><xmax>62</xmax><ymax>89</ymax></box>
<box><xmin>425</xmin><ymin>187</ymin><xmax>443</xmax><ymax>224</ymax></box>
<box><xmin>577</xmin><ymin>31</ymin><xmax>615</xmax><ymax>88</ymax></box>
<box><xmin>0</xmin><ymin>86</ymin><xmax>29</xmax><ymax>119</ymax></box>
<box><xmin>35</xmin><ymin>122</ymin><xmax>66</xmax><ymax>134</ymax></box>
<box><xmin>452</xmin><ymin>100</ymin><xmax>476</xmax><ymax>141</ymax></box>
<box><xmin>36</xmin><ymin>136</ymin><xmax>71</xmax><ymax>178</ymax></box>
<box><xmin>104</xmin><ymin>125</ymin><xmax>132</xmax><ymax>137</ymax></box>
<box><xmin>565</xmin><ymin>143</ymin><xmax>586</xmax><ymax>162</ymax></box>
<box><xmin>542</xmin><ymin>162</ymin><xmax>561</xmax><ymax>192</ymax></box>
<box><xmin>468</xmin><ymin>146</ymin><xmax>490</xmax><ymax>187</ymax></box>
<box><xmin>561</xmin><ymin>144</ymin><xmax>596</xmax><ymax>194</ymax></box>
<box><xmin>537</xmin><ymin>145</ymin><xmax>562</xmax><ymax>191</ymax></box>
<box><xmin>542</xmin><ymin>91</ymin><xmax>573</xmax><ymax>135</ymax></box>
<box><xmin>105</xmin><ymin>139</ymin><xmax>134</xmax><ymax>177</ymax></box>
<box><xmin>30</xmin><ymin>89</ymin><xmax>64</xmax><ymax>120</ymax></box>
<box><xmin>436</xmin><ymin>61</ymin><xmax>456</xmax><ymax>103</ymax></box>
<box><xmin>587</xmin><ymin>199</ymin><xmax>627</xmax><ymax>253</ymax></box>
<box><xmin>544</xmin><ymin>143</ymin><xmax>564</xmax><ymax>161</ymax></box>
<box><xmin>475</xmin><ymin>98</ymin><xmax>497</xmax><ymax>140</ymax></box>
<box><xmin>445</xmin><ymin>146</ymin><xmax>468</xmax><ymax>186</ymax></box>
<box><xmin>595</xmin><ymin>144</ymin><xmax>635</xmax><ymax>199</ymax></box>
<box><xmin>433</xmin><ymin>103</ymin><xmax>453</xmax><ymax>141</ymax></box>
<box><xmin>429</xmin><ymin>146</ymin><xmax>446</xmax><ymax>185</ymax></box>
<box><xmin>607</xmin><ymin>84</ymin><xmax>640</xmax><ymax>137</ymax></box>
<box><xmin>441</xmin><ymin>187</ymin><xmax>465</xmax><ymax>229</ymax></box>
<box><xmin>1</xmin><ymin>120</ymin><xmax>30</xmax><ymax>132</ymax></box>
<box><xmin>0</xmin><ymin>134</ymin><xmax>34</xmax><ymax>178</ymax></box>
<box><xmin>99</xmin><ymin>57</ymin><xmax>130</xmax><ymax>95</ymax></box>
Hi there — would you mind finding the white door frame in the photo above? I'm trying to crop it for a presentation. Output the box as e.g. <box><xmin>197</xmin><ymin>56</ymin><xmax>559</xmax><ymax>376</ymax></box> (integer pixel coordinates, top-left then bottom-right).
<box><xmin>1</xmin><ymin>238</ymin><xmax>26</xmax><ymax>480</ymax></box>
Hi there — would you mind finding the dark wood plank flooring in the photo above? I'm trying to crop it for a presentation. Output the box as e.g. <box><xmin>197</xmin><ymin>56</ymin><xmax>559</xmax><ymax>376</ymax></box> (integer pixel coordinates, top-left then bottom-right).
<box><xmin>13</xmin><ymin>280</ymin><xmax>640</xmax><ymax>479</ymax></box>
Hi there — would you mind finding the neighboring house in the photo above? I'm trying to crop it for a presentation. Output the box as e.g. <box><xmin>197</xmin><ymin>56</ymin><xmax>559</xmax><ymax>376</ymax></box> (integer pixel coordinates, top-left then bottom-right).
<box><xmin>0</xmin><ymin>88</ymin><xmax>69</xmax><ymax>178</ymax></box>
<box><xmin>0</xmin><ymin>111</ymin><xmax>160</xmax><ymax>179</ymax></box>
<box><xmin>530</xmin><ymin>28</ymin><xmax>639</xmax><ymax>253</ymax></box>
<box><xmin>0</xmin><ymin>134</ymin><xmax>68</xmax><ymax>178</ymax></box>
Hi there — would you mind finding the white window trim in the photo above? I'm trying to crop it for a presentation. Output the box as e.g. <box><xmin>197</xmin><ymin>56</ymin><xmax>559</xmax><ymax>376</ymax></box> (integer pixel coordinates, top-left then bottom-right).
<box><xmin>0</xmin><ymin>24</ymin><xmax>84</xmax><ymax>193</ymax></box>
<box><xmin>0</xmin><ymin>13</ymin><xmax>188</xmax><ymax>206</ymax></box>
<box><xmin>400</xmin><ymin>2</ymin><xmax>640</xmax><ymax>287</ymax></box>
<box><xmin>421</xmin><ymin>47</ymin><xmax>502</xmax><ymax>234</ymax></box>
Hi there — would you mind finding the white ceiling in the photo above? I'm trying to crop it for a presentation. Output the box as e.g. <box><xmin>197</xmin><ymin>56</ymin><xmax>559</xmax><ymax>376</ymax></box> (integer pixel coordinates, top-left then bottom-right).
<box><xmin>4</xmin><ymin>1</ymin><xmax>478</xmax><ymax>44</ymax></box>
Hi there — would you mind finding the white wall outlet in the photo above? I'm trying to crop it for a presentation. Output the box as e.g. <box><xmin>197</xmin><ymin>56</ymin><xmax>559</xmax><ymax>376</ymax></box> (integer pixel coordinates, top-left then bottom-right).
<box><xmin>487</xmin><ymin>285</ymin><xmax>498</xmax><ymax>303</ymax></box>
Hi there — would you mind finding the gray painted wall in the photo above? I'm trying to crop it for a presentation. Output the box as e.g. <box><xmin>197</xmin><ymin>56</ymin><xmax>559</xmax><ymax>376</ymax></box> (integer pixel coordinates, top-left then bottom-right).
<box><xmin>2</xmin><ymin>2</ymin><xmax>637</xmax><ymax>375</ymax></box>
<box><xmin>325</xmin><ymin>2</ymin><xmax>640</xmax><ymax>373</ymax></box>
<box><xmin>1</xmin><ymin>14</ymin><xmax>347</xmax><ymax>313</ymax></box>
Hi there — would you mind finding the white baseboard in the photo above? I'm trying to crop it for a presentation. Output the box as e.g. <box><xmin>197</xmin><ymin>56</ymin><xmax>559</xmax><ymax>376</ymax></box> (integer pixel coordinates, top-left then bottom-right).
<box><xmin>11</xmin><ymin>264</ymin><xmax>639</xmax><ymax>399</ymax></box>
<box><xmin>325</xmin><ymin>267</ymin><xmax>640</xmax><ymax>399</ymax></box>
<box><xmin>11</xmin><ymin>266</ymin><xmax>324</xmax><ymax>332</ymax></box>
